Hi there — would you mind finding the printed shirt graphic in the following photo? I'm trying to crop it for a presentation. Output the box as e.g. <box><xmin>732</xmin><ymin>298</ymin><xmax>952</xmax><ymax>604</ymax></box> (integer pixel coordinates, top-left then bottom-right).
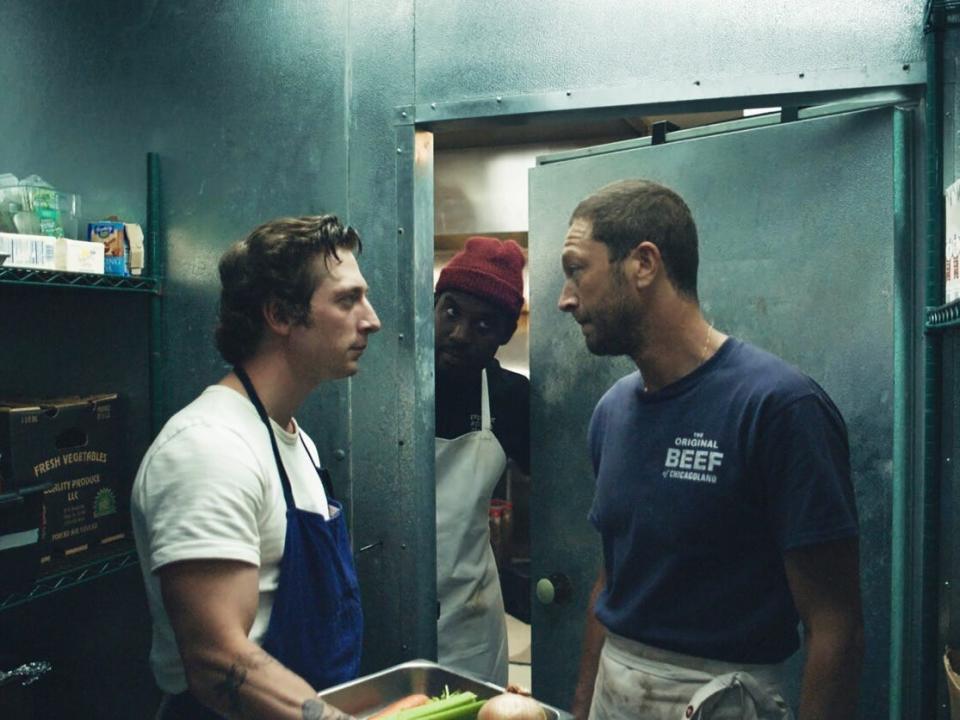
<box><xmin>587</xmin><ymin>339</ymin><xmax>858</xmax><ymax>664</ymax></box>
<box><xmin>662</xmin><ymin>432</ymin><xmax>724</xmax><ymax>484</ymax></box>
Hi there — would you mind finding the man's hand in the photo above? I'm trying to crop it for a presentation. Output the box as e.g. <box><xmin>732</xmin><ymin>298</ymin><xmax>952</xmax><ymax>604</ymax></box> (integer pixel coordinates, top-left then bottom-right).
<box><xmin>302</xmin><ymin>698</ymin><xmax>357</xmax><ymax>720</ymax></box>
<box><xmin>784</xmin><ymin>537</ymin><xmax>865</xmax><ymax>720</ymax></box>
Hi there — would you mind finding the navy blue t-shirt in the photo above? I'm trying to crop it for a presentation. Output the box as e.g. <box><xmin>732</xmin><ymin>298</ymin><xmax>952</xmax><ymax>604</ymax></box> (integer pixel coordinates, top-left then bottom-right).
<box><xmin>588</xmin><ymin>338</ymin><xmax>858</xmax><ymax>664</ymax></box>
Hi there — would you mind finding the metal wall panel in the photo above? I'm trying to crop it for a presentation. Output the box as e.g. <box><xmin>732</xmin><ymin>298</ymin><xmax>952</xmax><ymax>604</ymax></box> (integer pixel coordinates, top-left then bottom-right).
<box><xmin>346</xmin><ymin>0</ymin><xmax>425</xmax><ymax>672</ymax></box>
<box><xmin>414</xmin><ymin>0</ymin><xmax>925</xmax><ymax>104</ymax></box>
<box><xmin>139</xmin><ymin>0</ymin><xmax>353</xmax><ymax>452</ymax></box>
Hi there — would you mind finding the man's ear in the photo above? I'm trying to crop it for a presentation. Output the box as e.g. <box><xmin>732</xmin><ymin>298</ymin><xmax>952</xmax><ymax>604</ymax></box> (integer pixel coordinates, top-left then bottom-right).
<box><xmin>262</xmin><ymin>299</ymin><xmax>292</xmax><ymax>336</ymax></box>
<box><xmin>626</xmin><ymin>241</ymin><xmax>662</xmax><ymax>290</ymax></box>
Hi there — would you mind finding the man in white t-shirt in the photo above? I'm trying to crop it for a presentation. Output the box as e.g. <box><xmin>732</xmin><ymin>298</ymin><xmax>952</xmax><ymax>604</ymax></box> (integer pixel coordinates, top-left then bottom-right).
<box><xmin>131</xmin><ymin>215</ymin><xmax>381</xmax><ymax>720</ymax></box>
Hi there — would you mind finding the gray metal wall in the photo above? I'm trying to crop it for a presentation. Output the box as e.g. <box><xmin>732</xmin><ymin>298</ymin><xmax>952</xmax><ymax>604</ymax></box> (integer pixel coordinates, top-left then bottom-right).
<box><xmin>415</xmin><ymin>0</ymin><xmax>924</xmax><ymax>103</ymax></box>
<box><xmin>0</xmin><ymin>0</ymin><xmax>931</xmax><ymax>714</ymax></box>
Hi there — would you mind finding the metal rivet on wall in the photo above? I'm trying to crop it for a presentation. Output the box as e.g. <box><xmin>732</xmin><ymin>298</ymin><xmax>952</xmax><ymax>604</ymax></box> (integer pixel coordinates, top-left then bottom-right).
<box><xmin>398</xmin><ymin>334</ymin><xmax>405</xmax><ymax>341</ymax></box>
<box><xmin>334</xmin><ymin>449</ymin><xmax>346</xmax><ymax>461</ymax></box>
<box><xmin>431</xmin><ymin>103</ymin><xmax>437</xmax><ymax>109</ymax></box>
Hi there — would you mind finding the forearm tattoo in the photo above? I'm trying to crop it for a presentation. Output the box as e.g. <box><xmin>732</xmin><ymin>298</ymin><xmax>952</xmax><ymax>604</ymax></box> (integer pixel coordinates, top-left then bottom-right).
<box><xmin>302</xmin><ymin>698</ymin><xmax>356</xmax><ymax>720</ymax></box>
<box><xmin>209</xmin><ymin>649</ymin><xmax>354</xmax><ymax>720</ymax></box>
<box><xmin>213</xmin><ymin>649</ymin><xmax>274</xmax><ymax>717</ymax></box>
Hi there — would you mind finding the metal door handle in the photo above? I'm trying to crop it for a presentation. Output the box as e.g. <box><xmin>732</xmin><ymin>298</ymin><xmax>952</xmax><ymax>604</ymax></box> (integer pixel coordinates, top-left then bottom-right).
<box><xmin>536</xmin><ymin>573</ymin><xmax>572</xmax><ymax>605</ymax></box>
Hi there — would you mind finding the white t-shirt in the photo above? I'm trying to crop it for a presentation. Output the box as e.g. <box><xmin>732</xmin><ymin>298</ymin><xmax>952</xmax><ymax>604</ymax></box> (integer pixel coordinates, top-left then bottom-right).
<box><xmin>130</xmin><ymin>385</ymin><xmax>331</xmax><ymax>694</ymax></box>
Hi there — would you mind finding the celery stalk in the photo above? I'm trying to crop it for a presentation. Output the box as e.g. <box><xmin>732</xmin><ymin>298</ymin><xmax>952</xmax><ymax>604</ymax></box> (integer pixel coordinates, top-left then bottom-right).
<box><xmin>418</xmin><ymin>698</ymin><xmax>486</xmax><ymax>720</ymax></box>
<box><xmin>387</xmin><ymin>692</ymin><xmax>478</xmax><ymax>720</ymax></box>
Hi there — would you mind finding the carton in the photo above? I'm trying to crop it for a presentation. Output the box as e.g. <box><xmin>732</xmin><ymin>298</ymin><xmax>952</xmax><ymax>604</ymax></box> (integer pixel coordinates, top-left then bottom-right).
<box><xmin>0</xmin><ymin>232</ymin><xmax>56</xmax><ymax>270</ymax></box>
<box><xmin>0</xmin><ymin>395</ymin><xmax>126</xmax><ymax>555</ymax></box>
<box><xmin>0</xmin><ymin>233</ymin><xmax>104</xmax><ymax>273</ymax></box>
<box><xmin>88</xmin><ymin>221</ymin><xmax>128</xmax><ymax>276</ymax></box>
<box><xmin>55</xmin><ymin>238</ymin><xmax>104</xmax><ymax>274</ymax></box>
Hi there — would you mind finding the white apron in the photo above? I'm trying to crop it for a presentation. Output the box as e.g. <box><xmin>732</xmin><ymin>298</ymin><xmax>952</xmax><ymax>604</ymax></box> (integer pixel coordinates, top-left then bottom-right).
<box><xmin>588</xmin><ymin>632</ymin><xmax>794</xmax><ymax>720</ymax></box>
<box><xmin>436</xmin><ymin>369</ymin><xmax>509</xmax><ymax>686</ymax></box>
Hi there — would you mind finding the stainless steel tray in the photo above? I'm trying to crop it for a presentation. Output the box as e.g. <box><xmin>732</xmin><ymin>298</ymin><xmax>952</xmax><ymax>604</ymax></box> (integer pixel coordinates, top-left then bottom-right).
<box><xmin>318</xmin><ymin>659</ymin><xmax>571</xmax><ymax>719</ymax></box>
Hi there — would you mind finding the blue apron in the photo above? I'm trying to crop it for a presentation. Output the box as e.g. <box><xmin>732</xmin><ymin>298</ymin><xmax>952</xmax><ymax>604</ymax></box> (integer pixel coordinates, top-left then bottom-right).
<box><xmin>160</xmin><ymin>368</ymin><xmax>362</xmax><ymax>718</ymax></box>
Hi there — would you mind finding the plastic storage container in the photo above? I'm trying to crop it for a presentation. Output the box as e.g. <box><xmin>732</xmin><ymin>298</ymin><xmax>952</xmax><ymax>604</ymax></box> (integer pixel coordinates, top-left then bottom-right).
<box><xmin>0</xmin><ymin>186</ymin><xmax>81</xmax><ymax>240</ymax></box>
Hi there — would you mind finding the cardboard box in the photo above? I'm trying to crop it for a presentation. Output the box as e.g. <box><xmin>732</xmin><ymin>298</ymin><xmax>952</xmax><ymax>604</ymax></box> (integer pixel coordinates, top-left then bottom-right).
<box><xmin>55</xmin><ymin>238</ymin><xmax>104</xmax><ymax>274</ymax></box>
<box><xmin>0</xmin><ymin>232</ymin><xmax>56</xmax><ymax>270</ymax></box>
<box><xmin>0</xmin><ymin>395</ymin><xmax>126</xmax><ymax>554</ymax></box>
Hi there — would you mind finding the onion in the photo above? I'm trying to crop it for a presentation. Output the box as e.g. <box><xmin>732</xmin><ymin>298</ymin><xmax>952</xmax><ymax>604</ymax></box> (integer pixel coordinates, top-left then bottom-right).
<box><xmin>477</xmin><ymin>693</ymin><xmax>546</xmax><ymax>720</ymax></box>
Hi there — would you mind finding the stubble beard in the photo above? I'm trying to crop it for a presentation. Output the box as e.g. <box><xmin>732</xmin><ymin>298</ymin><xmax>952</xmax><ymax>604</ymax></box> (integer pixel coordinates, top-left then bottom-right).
<box><xmin>584</xmin><ymin>276</ymin><xmax>638</xmax><ymax>358</ymax></box>
<box><xmin>585</xmin><ymin>319</ymin><xmax>635</xmax><ymax>357</ymax></box>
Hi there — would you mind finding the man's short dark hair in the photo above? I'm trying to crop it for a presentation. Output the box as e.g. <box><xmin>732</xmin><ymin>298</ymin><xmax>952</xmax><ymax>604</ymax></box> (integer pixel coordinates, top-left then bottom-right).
<box><xmin>571</xmin><ymin>179</ymin><xmax>699</xmax><ymax>300</ymax></box>
<box><xmin>215</xmin><ymin>215</ymin><xmax>362</xmax><ymax>365</ymax></box>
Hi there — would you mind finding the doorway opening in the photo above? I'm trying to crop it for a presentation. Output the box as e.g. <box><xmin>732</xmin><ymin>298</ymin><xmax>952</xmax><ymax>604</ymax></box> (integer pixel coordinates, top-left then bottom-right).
<box><xmin>431</xmin><ymin>104</ymin><xmax>781</xmax><ymax>689</ymax></box>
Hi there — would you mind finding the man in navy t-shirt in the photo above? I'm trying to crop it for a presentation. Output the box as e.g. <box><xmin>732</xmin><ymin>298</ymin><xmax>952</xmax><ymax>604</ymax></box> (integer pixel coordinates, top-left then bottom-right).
<box><xmin>558</xmin><ymin>180</ymin><xmax>863</xmax><ymax>720</ymax></box>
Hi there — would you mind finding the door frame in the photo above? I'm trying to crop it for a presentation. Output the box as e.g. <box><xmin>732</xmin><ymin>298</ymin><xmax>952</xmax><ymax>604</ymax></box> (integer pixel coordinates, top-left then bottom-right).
<box><xmin>393</xmin><ymin>65</ymin><xmax>928</xmax><ymax>718</ymax></box>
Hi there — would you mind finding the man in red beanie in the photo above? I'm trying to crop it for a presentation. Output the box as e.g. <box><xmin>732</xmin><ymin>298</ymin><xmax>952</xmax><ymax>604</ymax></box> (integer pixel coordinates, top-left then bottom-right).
<box><xmin>434</xmin><ymin>236</ymin><xmax>530</xmax><ymax>686</ymax></box>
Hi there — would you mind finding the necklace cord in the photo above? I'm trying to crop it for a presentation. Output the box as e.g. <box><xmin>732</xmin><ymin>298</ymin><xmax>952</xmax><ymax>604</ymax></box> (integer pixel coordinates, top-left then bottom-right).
<box><xmin>700</xmin><ymin>321</ymin><xmax>714</xmax><ymax>364</ymax></box>
<box><xmin>643</xmin><ymin>320</ymin><xmax>714</xmax><ymax>392</ymax></box>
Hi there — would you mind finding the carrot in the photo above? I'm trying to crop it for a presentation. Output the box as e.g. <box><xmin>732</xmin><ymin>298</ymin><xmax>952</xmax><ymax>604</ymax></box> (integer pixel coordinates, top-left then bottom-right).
<box><xmin>369</xmin><ymin>694</ymin><xmax>431</xmax><ymax>719</ymax></box>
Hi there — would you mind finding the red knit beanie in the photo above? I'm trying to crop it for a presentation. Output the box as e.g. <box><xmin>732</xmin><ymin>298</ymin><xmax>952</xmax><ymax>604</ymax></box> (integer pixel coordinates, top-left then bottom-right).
<box><xmin>436</xmin><ymin>236</ymin><xmax>526</xmax><ymax>319</ymax></box>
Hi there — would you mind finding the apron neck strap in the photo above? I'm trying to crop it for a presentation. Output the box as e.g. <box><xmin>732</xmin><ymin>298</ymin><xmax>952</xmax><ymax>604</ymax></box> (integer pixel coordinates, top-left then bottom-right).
<box><xmin>298</xmin><ymin>434</ymin><xmax>337</xmax><ymax>501</ymax></box>
<box><xmin>481</xmin><ymin>368</ymin><xmax>492</xmax><ymax>432</ymax></box>
<box><xmin>234</xmin><ymin>365</ymin><xmax>297</xmax><ymax>510</ymax></box>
